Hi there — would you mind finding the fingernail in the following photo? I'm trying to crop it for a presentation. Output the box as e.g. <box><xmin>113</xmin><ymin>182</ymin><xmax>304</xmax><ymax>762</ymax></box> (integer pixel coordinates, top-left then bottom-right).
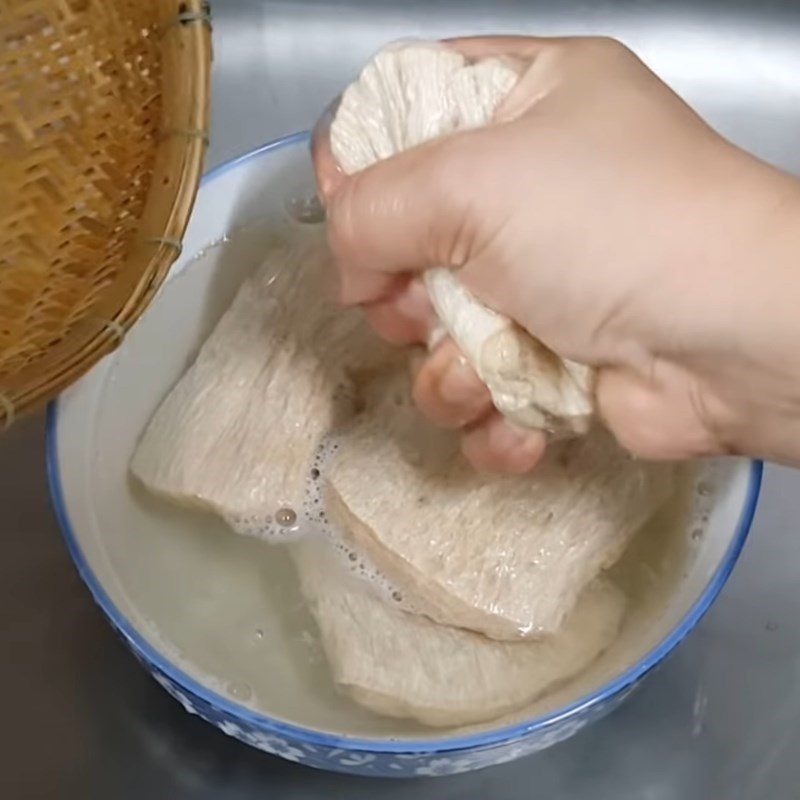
<box><xmin>490</xmin><ymin>422</ymin><xmax>545</xmax><ymax>471</ymax></box>
<box><xmin>490</xmin><ymin>421</ymin><xmax>533</xmax><ymax>449</ymax></box>
<box><xmin>439</xmin><ymin>357</ymin><xmax>483</xmax><ymax>405</ymax></box>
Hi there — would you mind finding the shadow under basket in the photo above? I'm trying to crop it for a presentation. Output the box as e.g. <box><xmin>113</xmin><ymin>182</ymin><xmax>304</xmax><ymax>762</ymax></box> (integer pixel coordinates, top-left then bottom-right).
<box><xmin>0</xmin><ymin>0</ymin><xmax>212</xmax><ymax>428</ymax></box>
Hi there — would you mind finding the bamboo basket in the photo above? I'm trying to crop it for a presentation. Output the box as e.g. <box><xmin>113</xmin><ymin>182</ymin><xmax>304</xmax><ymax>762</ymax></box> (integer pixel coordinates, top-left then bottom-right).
<box><xmin>0</xmin><ymin>0</ymin><xmax>211</xmax><ymax>428</ymax></box>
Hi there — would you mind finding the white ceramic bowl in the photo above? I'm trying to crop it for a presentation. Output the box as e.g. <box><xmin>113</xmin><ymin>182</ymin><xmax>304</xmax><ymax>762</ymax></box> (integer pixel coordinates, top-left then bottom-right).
<box><xmin>47</xmin><ymin>133</ymin><xmax>762</xmax><ymax>778</ymax></box>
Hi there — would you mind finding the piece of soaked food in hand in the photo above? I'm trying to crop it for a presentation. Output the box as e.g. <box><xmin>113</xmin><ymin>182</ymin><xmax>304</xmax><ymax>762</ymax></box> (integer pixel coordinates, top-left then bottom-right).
<box><xmin>325</xmin><ymin>368</ymin><xmax>674</xmax><ymax>640</ymax></box>
<box><xmin>330</xmin><ymin>40</ymin><xmax>594</xmax><ymax>436</ymax></box>
<box><xmin>290</xmin><ymin>535</ymin><xmax>626</xmax><ymax>727</ymax></box>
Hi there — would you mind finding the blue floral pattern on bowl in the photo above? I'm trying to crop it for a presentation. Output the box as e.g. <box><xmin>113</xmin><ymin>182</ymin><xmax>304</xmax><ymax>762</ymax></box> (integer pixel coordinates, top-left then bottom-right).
<box><xmin>95</xmin><ymin>573</ymin><xmax>646</xmax><ymax>776</ymax></box>
<box><xmin>145</xmin><ymin>651</ymin><xmax>635</xmax><ymax>776</ymax></box>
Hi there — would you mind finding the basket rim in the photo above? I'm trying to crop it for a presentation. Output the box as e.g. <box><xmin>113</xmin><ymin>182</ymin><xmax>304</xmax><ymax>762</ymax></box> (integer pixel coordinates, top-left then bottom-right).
<box><xmin>1</xmin><ymin>0</ymin><xmax>212</xmax><ymax>427</ymax></box>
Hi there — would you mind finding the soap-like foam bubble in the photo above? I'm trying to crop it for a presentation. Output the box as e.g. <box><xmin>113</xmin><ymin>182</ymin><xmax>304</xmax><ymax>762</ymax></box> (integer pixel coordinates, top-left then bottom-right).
<box><xmin>301</xmin><ymin>436</ymin><xmax>419</xmax><ymax>614</ymax></box>
<box><xmin>224</xmin><ymin>428</ymin><xmax>719</xmax><ymax>621</ymax></box>
<box><xmin>224</xmin><ymin>509</ymin><xmax>305</xmax><ymax>543</ymax></box>
<box><xmin>223</xmin><ymin>435</ymin><xmax>418</xmax><ymax>615</ymax></box>
<box><xmin>685</xmin><ymin>461</ymin><xmax>721</xmax><ymax>545</ymax></box>
<box><xmin>284</xmin><ymin>193</ymin><xmax>326</xmax><ymax>225</ymax></box>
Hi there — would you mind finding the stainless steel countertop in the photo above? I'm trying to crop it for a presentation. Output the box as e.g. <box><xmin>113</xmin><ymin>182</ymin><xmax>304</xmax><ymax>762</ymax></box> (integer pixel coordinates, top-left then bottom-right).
<box><xmin>4</xmin><ymin>2</ymin><xmax>800</xmax><ymax>797</ymax></box>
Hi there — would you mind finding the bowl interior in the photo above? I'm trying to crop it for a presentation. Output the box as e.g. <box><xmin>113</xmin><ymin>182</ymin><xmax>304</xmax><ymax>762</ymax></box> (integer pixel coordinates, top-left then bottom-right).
<box><xmin>50</xmin><ymin>134</ymin><xmax>758</xmax><ymax>744</ymax></box>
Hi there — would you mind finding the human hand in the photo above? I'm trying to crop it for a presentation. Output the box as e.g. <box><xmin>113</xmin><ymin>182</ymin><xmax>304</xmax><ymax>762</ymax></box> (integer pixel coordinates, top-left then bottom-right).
<box><xmin>314</xmin><ymin>35</ymin><xmax>800</xmax><ymax>470</ymax></box>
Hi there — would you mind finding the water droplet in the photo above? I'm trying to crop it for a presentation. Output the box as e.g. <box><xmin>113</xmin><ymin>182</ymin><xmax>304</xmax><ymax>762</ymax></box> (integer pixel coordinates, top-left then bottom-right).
<box><xmin>285</xmin><ymin>194</ymin><xmax>325</xmax><ymax>224</ymax></box>
<box><xmin>691</xmin><ymin>528</ymin><xmax>703</xmax><ymax>540</ymax></box>
<box><xmin>697</xmin><ymin>481</ymin><xmax>713</xmax><ymax>496</ymax></box>
<box><xmin>766</xmin><ymin>621</ymin><xmax>778</xmax><ymax>632</ymax></box>
<box><xmin>310</xmin><ymin>467</ymin><xmax>320</xmax><ymax>479</ymax></box>
<box><xmin>227</xmin><ymin>681</ymin><xmax>252</xmax><ymax>701</ymax></box>
<box><xmin>254</xmin><ymin>628</ymin><xmax>264</xmax><ymax>640</ymax></box>
<box><xmin>276</xmin><ymin>507</ymin><xmax>297</xmax><ymax>527</ymax></box>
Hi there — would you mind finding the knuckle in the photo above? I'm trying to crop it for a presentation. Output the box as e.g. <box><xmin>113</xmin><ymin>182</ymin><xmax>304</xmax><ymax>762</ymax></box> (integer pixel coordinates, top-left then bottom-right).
<box><xmin>597</xmin><ymin>371</ymin><xmax>674</xmax><ymax>459</ymax></box>
<box><xmin>425</xmin><ymin>136</ymin><xmax>482</xmax><ymax>267</ymax></box>
<box><xmin>584</xmin><ymin>35</ymin><xmax>630</xmax><ymax>54</ymax></box>
<box><xmin>573</xmin><ymin>35</ymin><xmax>635</xmax><ymax>67</ymax></box>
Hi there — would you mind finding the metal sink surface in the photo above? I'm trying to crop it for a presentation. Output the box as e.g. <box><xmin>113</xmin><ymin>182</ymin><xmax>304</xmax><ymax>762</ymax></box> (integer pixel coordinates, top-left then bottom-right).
<box><xmin>4</xmin><ymin>1</ymin><xmax>799</xmax><ymax>797</ymax></box>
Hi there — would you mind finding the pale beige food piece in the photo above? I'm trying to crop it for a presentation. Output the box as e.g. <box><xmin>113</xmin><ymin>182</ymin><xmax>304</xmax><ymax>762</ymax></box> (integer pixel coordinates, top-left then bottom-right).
<box><xmin>131</xmin><ymin>226</ymin><xmax>395</xmax><ymax>531</ymax></box>
<box><xmin>291</xmin><ymin>536</ymin><xmax>626</xmax><ymax>727</ymax></box>
<box><xmin>129</xmin><ymin>226</ymin><xmax>635</xmax><ymax>727</ymax></box>
<box><xmin>331</xmin><ymin>41</ymin><xmax>594</xmax><ymax>436</ymax></box>
<box><xmin>326</xmin><ymin>370</ymin><xmax>674</xmax><ymax>640</ymax></box>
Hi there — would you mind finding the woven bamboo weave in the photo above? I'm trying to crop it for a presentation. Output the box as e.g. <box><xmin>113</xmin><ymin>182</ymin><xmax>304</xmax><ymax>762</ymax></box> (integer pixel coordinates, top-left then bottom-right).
<box><xmin>0</xmin><ymin>0</ymin><xmax>211</xmax><ymax>427</ymax></box>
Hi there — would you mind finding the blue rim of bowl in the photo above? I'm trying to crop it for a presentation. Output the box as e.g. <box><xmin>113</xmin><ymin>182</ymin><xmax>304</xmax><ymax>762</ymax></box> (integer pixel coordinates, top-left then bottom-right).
<box><xmin>46</xmin><ymin>131</ymin><xmax>764</xmax><ymax>755</ymax></box>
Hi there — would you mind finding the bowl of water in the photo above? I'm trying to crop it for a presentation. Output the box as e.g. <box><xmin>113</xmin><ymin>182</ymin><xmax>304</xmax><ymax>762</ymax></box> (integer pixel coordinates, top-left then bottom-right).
<box><xmin>47</xmin><ymin>133</ymin><xmax>761</xmax><ymax>777</ymax></box>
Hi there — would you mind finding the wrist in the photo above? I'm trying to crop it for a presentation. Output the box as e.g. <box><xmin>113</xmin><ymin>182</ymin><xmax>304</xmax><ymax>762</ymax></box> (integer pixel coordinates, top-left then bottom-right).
<box><xmin>696</xmin><ymin>154</ymin><xmax>800</xmax><ymax>463</ymax></box>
